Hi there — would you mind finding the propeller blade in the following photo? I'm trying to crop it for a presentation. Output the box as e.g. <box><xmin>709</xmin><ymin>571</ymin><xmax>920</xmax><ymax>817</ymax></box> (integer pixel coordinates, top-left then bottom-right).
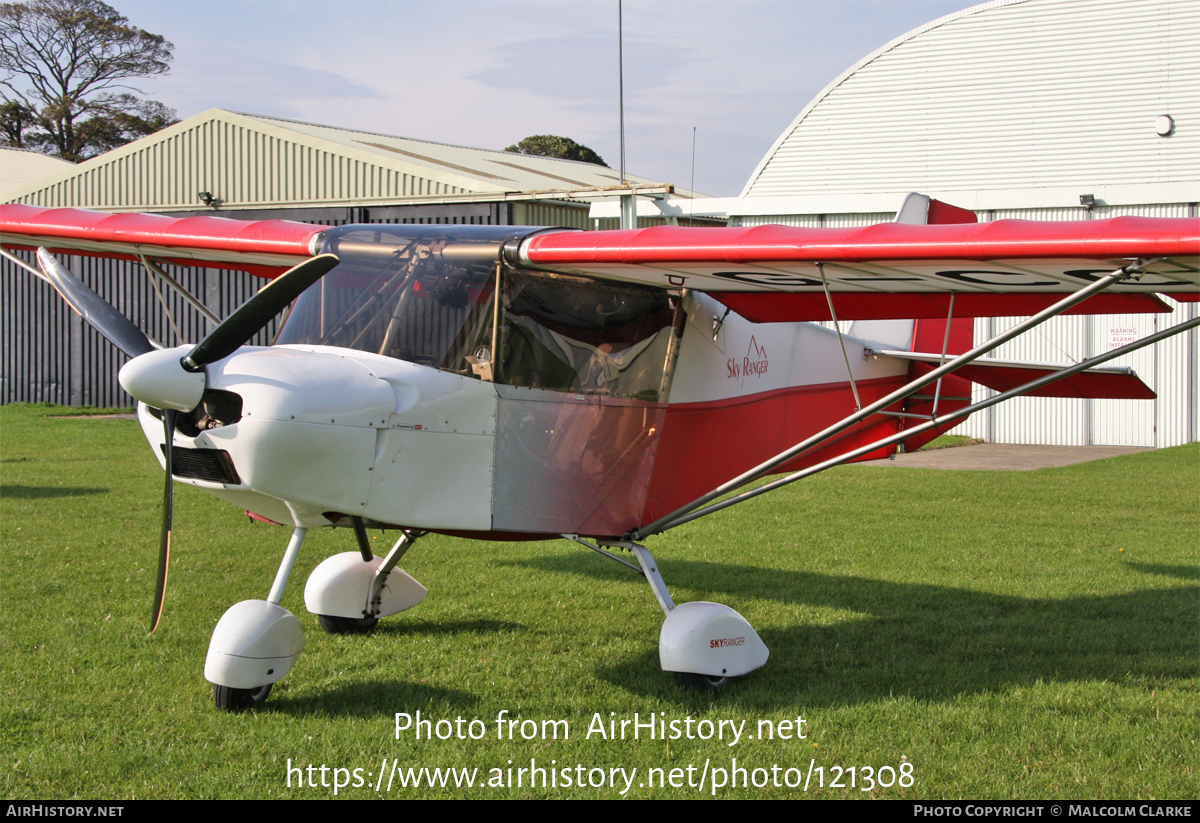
<box><xmin>36</xmin><ymin>248</ymin><xmax>155</xmax><ymax>359</ymax></box>
<box><xmin>181</xmin><ymin>253</ymin><xmax>339</xmax><ymax>371</ymax></box>
<box><xmin>151</xmin><ymin>408</ymin><xmax>176</xmax><ymax>633</ymax></box>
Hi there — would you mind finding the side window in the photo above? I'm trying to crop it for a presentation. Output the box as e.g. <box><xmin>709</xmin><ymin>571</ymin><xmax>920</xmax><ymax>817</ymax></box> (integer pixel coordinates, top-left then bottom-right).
<box><xmin>494</xmin><ymin>269</ymin><xmax>681</xmax><ymax>401</ymax></box>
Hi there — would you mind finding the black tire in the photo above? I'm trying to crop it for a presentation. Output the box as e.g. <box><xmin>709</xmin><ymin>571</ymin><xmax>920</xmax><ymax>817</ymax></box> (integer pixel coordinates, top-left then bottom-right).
<box><xmin>214</xmin><ymin>683</ymin><xmax>272</xmax><ymax>711</ymax></box>
<box><xmin>673</xmin><ymin>672</ymin><xmax>730</xmax><ymax>691</ymax></box>
<box><xmin>317</xmin><ymin>614</ymin><xmax>378</xmax><ymax>634</ymax></box>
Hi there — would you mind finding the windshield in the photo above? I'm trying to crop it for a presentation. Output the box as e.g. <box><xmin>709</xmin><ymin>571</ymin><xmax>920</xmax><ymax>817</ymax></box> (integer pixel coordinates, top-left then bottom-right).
<box><xmin>277</xmin><ymin>224</ymin><xmax>683</xmax><ymax>400</ymax></box>
<box><xmin>277</xmin><ymin>224</ymin><xmax>528</xmax><ymax>374</ymax></box>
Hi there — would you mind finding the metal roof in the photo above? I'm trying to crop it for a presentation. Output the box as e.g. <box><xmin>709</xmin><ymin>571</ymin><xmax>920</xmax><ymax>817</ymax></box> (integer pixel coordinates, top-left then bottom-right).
<box><xmin>0</xmin><ymin>148</ymin><xmax>75</xmax><ymax>201</ymax></box>
<box><xmin>3</xmin><ymin>108</ymin><xmax>672</xmax><ymax>212</ymax></box>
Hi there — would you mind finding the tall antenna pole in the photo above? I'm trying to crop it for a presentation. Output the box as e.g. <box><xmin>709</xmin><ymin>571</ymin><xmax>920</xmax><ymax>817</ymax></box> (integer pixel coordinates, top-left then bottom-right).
<box><xmin>617</xmin><ymin>0</ymin><xmax>636</xmax><ymax>230</ymax></box>
<box><xmin>690</xmin><ymin>126</ymin><xmax>696</xmax><ymax>222</ymax></box>
<box><xmin>618</xmin><ymin>0</ymin><xmax>625</xmax><ymax>185</ymax></box>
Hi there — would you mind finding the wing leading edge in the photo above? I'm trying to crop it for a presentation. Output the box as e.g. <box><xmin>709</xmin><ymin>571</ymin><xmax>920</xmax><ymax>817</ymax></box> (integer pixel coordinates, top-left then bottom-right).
<box><xmin>517</xmin><ymin>218</ymin><xmax>1200</xmax><ymax>321</ymax></box>
<box><xmin>0</xmin><ymin>204</ymin><xmax>327</xmax><ymax>277</ymax></box>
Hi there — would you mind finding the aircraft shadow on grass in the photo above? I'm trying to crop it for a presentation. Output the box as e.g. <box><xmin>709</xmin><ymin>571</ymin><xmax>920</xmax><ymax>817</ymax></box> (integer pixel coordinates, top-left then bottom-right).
<box><xmin>0</xmin><ymin>484</ymin><xmax>110</xmax><ymax>499</ymax></box>
<box><xmin>503</xmin><ymin>554</ymin><xmax>1198</xmax><ymax>709</ymax></box>
<box><xmin>274</xmin><ymin>678</ymin><xmax>479</xmax><ymax>718</ymax></box>
<box><xmin>1124</xmin><ymin>563</ymin><xmax>1198</xmax><ymax>581</ymax></box>
<box><xmin>264</xmin><ymin>620</ymin><xmax>521</xmax><ymax>717</ymax></box>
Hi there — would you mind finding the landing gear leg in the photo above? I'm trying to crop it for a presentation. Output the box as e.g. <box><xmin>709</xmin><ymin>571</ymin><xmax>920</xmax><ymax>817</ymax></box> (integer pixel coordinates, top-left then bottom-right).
<box><xmin>367</xmin><ymin>530</ymin><xmax>419</xmax><ymax>619</ymax></box>
<box><xmin>204</xmin><ymin>527</ymin><xmax>308</xmax><ymax>711</ymax></box>
<box><xmin>567</xmin><ymin>536</ymin><xmax>769</xmax><ymax>690</ymax></box>
<box><xmin>305</xmin><ymin>529</ymin><xmax>427</xmax><ymax>634</ymax></box>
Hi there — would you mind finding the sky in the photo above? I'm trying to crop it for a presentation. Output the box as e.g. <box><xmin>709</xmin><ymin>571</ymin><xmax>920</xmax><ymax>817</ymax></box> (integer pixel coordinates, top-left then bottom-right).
<box><xmin>109</xmin><ymin>1</ymin><xmax>979</xmax><ymax>197</ymax></box>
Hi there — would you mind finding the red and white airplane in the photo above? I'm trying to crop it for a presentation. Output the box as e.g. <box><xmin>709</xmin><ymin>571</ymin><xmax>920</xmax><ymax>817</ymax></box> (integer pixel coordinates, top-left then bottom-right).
<box><xmin>2</xmin><ymin>196</ymin><xmax>1197</xmax><ymax>709</ymax></box>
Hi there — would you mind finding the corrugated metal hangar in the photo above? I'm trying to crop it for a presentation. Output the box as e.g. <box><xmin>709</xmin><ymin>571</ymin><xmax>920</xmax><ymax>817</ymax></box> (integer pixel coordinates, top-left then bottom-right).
<box><xmin>1</xmin><ymin>109</ymin><xmax>686</xmax><ymax>406</ymax></box>
<box><xmin>598</xmin><ymin>0</ymin><xmax>1199</xmax><ymax>447</ymax></box>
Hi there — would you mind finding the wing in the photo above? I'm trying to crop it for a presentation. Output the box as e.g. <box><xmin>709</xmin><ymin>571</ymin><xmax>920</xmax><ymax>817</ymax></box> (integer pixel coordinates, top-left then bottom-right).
<box><xmin>5</xmin><ymin>204</ymin><xmax>1197</xmax><ymax>319</ymax></box>
<box><xmin>0</xmin><ymin>204</ymin><xmax>325</xmax><ymax>278</ymax></box>
<box><xmin>515</xmin><ymin>218</ymin><xmax>1200</xmax><ymax>320</ymax></box>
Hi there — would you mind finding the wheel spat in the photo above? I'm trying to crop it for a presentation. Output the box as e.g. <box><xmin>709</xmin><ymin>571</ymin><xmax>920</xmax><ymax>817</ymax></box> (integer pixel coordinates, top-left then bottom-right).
<box><xmin>181</xmin><ymin>253</ymin><xmax>339</xmax><ymax>371</ymax></box>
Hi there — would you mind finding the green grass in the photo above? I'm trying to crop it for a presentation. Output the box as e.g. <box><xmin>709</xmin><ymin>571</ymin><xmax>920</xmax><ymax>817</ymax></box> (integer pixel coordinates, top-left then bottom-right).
<box><xmin>918</xmin><ymin>434</ymin><xmax>984</xmax><ymax>451</ymax></box>
<box><xmin>2</xmin><ymin>403</ymin><xmax>1196</xmax><ymax>799</ymax></box>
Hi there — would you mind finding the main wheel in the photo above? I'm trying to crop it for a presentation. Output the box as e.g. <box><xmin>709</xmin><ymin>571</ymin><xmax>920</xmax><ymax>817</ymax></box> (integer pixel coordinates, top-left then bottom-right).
<box><xmin>214</xmin><ymin>683</ymin><xmax>273</xmax><ymax>711</ymax></box>
<box><xmin>673</xmin><ymin>672</ymin><xmax>729</xmax><ymax>691</ymax></box>
<box><xmin>317</xmin><ymin>614</ymin><xmax>378</xmax><ymax>634</ymax></box>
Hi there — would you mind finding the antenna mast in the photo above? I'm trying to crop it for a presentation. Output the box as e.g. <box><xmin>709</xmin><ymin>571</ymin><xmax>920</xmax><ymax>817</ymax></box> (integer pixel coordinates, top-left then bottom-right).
<box><xmin>619</xmin><ymin>0</ymin><xmax>625</xmax><ymax>185</ymax></box>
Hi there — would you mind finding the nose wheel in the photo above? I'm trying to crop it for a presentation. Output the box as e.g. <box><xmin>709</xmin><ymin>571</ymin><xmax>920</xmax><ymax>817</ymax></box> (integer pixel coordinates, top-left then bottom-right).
<box><xmin>205</xmin><ymin>528</ymin><xmax>309</xmax><ymax>711</ymax></box>
<box><xmin>673</xmin><ymin>672</ymin><xmax>729</xmax><ymax>691</ymax></box>
<box><xmin>214</xmin><ymin>683</ymin><xmax>273</xmax><ymax>711</ymax></box>
<box><xmin>316</xmin><ymin>614</ymin><xmax>378</xmax><ymax>634</ymax></box>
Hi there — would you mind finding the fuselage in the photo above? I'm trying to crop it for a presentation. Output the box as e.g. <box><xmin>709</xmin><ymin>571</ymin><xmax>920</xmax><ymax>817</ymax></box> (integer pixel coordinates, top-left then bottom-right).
<box><xmin>130</xmin><ymin>224</ymin><xmax>936</xmax><ymax>539</ymax></box>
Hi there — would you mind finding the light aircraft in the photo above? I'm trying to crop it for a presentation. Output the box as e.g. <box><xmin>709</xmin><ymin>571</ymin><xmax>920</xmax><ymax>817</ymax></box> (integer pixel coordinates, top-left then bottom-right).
<box><xmin>2</xmin><ymin>196</ymin><xmax>1197</xmax><ymax>710</ymax></box>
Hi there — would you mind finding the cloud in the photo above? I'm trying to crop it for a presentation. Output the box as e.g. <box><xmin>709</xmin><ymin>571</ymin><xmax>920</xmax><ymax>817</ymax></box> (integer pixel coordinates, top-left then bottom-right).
<box><xmin>472</xmin><ymin>33</ymin><xmax>692</xmax><ymax>105</ymax></box>
<box><xmin>152</xmin><ymin>44</ymin><xmax>386</xmax><ymax>121</ymax></box>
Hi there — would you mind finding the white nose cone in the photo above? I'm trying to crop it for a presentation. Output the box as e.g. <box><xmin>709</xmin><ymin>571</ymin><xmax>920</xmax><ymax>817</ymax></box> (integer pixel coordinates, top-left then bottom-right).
<box><xmin>119</xmin><ymin>345</ymin><xmax>206</xmax><ymax>411</ymax></box>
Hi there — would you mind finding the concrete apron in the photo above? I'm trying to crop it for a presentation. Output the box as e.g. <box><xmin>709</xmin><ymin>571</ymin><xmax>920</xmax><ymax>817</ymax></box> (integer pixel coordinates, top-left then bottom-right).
<box><xmin>859</xmin><ymin>443</ymin><xmax>1153</xmax><ymax>471</ymax></box>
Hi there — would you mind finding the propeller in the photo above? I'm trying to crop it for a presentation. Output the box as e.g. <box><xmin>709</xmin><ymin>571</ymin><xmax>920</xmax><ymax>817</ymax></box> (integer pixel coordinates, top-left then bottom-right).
<box><xmin>34</xmin><ymin>249</ymin><xmax>341</xmax><ymax>631</ymax></box>
<box><xmin>181</xmin><ymin>253</ymin><xmax>340</xmax><ymax>371</ymax></box>
<box><xmin>36</xmin><ymin>248</ymin><xmax>155</xmax><ymax>358</ymax></box>
<box><xmin>152</xmin><ymin>408</ymin><xmax>177</xmax><ymax>633</ymax></box>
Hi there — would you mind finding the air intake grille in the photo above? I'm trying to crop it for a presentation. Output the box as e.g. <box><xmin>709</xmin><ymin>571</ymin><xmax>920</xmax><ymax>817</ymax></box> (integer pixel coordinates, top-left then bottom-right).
<box><xmin>159</xmin><ymin>445</ymin><xmax>242</xmax><ymax>485</ymax></box>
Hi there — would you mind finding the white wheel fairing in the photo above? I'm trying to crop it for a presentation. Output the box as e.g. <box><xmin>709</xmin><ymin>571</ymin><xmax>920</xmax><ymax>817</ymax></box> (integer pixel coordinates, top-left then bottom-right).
<box><xmin>659</xmin><ymin>601</ymin><xmax>769</xmax><ymax>678</ymax></box>
<box><xmin>304</xmin><ymin>551</ymin><xmax>427</xmax><ymax>619</ymax></box>
<box><xmin>204</xmin><ymin>600</ymin><xmax>305</xmax><ymax>689</ymax></box>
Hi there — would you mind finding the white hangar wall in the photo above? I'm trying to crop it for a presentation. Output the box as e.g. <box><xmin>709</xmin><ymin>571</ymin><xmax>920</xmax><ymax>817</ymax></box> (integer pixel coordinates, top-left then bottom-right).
<box><xmin>741</xmin><ymin>0</ymin><xmax>1199</xmax><ymax>200</ymax></box>
<box><xmin>732</xmin><ymin>0</ymin><xmax>1199</xmax><ymax>448</ymax></box>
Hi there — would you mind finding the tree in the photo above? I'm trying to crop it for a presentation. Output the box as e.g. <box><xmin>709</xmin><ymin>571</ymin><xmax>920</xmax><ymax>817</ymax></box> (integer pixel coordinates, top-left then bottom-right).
<box><xmin>0</xmin><ymin>0</ymin><xmax>176</xmax><ymax>161</ymax></box>
<box><xmin>504</xmin><ymin>135</ymin><xmax>607</xmax><ymax>167</ymax></box>
<box><xmin>0</xmin><ymin>98</ymin><xmax>35</xmax><ymax>146</ymax></box>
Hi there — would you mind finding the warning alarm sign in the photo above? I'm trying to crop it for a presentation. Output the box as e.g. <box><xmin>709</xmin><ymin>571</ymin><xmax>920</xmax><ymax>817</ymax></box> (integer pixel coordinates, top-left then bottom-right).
<box><xmin>1109</xmin><ymin>327</ymin><xmax>1137</xmax><ymax>349</ymax></box>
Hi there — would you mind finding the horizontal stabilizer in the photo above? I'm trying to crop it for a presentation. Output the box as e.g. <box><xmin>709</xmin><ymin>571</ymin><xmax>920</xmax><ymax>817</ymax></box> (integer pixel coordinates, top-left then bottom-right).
<box><xmin>871</xmin><ymin>350</ymin><xmax>1155</xmax><ymax>400</ymax></box>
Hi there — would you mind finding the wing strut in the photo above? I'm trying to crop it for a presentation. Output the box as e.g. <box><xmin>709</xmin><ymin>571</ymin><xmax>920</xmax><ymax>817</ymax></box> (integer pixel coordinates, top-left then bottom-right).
<box><xmin>645</xmin><ymin>312</ymin><xmax>1200</xmax><ymax>533</ymax></box>
<box><xmin>631</xmin><ymin>259</ymin><xmax>1155</xmax><ymax>540</ymax></box>
<box><xmin>138</xmin><ymin>254</ymin><xmax>222</xmax><ymax>330</ymax></box>
<box><xmin>2</xmin><ymin>247</ymin><xmax>50</xmax><ymax>284</ymax></box>
<box><xmin>818</xmin><ymin>262</ymin><xmax>861</xmax><ymax>410</ymax></box>
<box><xmin>930</xmin><ymin>291</ymin><xmax>957</xmax><ymax>420</ymax></box>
